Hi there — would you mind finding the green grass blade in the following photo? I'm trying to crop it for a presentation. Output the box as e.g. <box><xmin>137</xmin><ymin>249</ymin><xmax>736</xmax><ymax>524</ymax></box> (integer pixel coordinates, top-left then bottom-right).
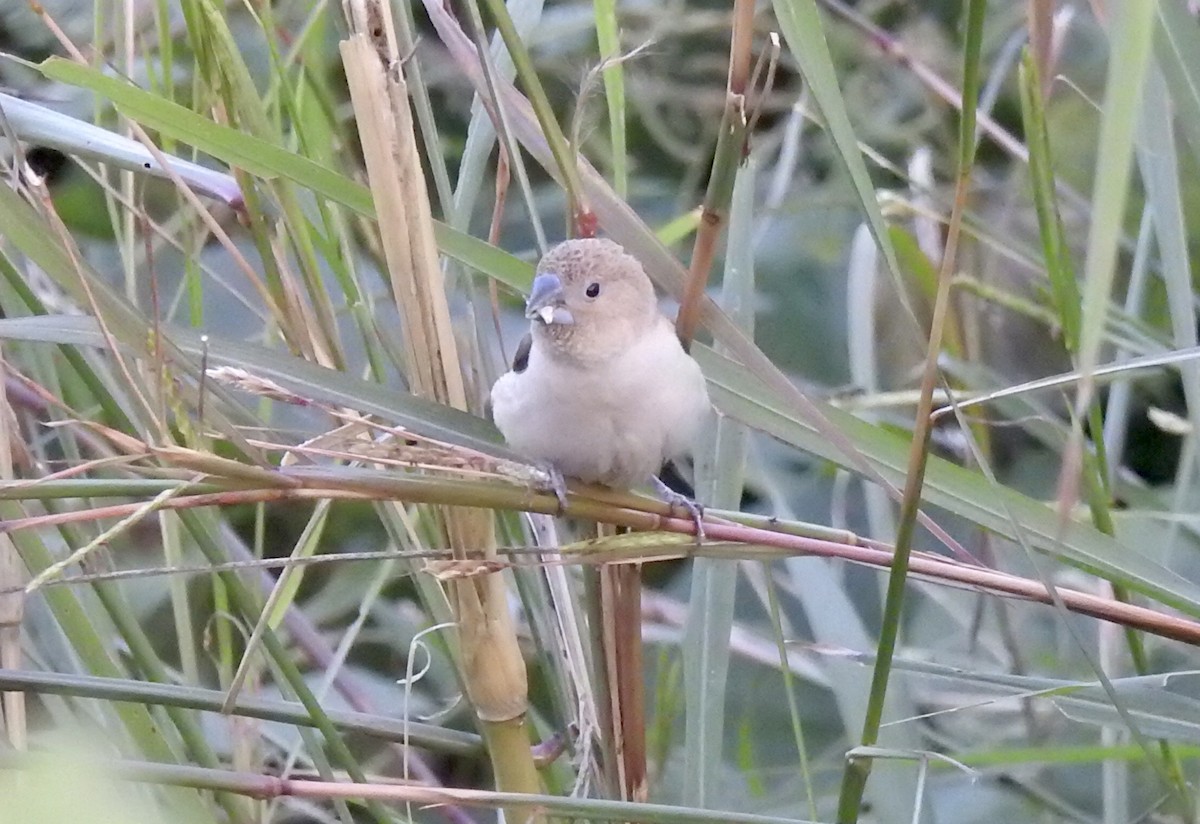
<box><xmin>39</xmin><ymin>55</ymin><xmax>535</xmax><ymax>293</ymax></box>
<box><xmin>1018</xmin><ymin>51</ymin><xmax>1080</xmax><ymax>350</ymax></box>
<box><xmin>698</xmin><ymin>346</ymin><xmax>1200</xmax><ymax>621</ymax></box>
<box><xmin>1136</xmin><ymin>69</ymin><xmax>1200</xmax><ymax>534</ymax></box>
<box><xmin>0</xmin><ymin>667</ymin><xmax>481</xmax><ymax>753</ymax></box>
<box><xmin>682</xmin><ymin>158</ymin><xmax>756</xmax><ymax>806</ymax></box>
<box><xmin>593</xmin><ymin>0</ymin><xmax>627</xmax><ymax>197</ymax></box>
<box><xmin>1073</xmin><ymin>4</ymin><xmax>1156</xmax><ymax>387</ymax></box>
<box><xmin>37</xmin><ymin>57</ymin><xmax>372</xmax><ymax>215</ymax></box>
<box><xmin>770</xmin><ymin>0</ymin><xmax>902</xmax><ymax>287</ymax></box>
<box><xmin>1155</xmin><ymin>2</ymin><xmax>1200</xmax><ymax>168</ymax></box>
<box><xmin>0</xmin><ymin>315</ymin><xmax>507</xmax><ymax>457</ymax></box>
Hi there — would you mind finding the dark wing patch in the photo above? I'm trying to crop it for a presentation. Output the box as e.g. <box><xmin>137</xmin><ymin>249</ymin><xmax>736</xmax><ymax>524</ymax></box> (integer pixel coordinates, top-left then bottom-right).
<box><xmin>511</xmin><ymin>332</ymin><xmax>532</xmax><ymax>374</ymax></box>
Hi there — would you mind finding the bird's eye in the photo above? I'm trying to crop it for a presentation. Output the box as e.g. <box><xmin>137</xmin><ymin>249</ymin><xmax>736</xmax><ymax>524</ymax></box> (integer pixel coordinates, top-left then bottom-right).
<box><xmin>585</xmin><ymin>282</ymin><xmax>601</xmax><ymax>298</ymax></box>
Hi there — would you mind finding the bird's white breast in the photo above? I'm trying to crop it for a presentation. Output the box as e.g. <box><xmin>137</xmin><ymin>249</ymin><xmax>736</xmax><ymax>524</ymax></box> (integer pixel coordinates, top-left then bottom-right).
<box><xmin>490</xmin><ymin>317</ymin><xmax>709</xmax><ymax>488</ymax></box>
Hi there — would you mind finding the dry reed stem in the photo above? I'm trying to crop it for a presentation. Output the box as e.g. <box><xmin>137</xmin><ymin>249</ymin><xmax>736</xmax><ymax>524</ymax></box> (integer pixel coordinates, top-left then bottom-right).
<box><xmin>340</xmin><ymin>0</ymin><xmax>538</xmax><ymax>816</ymax></box>
<box><xmin>599</xmin><ymin>562</ymin><xmax>648</xmax><ymax>801</ymax></box>
<box><xmin>344</xmin><ymin>21</ymin><xmax>523</xmax><ymax>710</ymax></box>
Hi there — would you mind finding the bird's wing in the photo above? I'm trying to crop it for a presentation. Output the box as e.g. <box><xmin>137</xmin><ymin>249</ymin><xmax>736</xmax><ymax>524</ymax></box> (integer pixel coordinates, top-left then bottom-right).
<box><xmin>511</xmin><ymin>331</ymin><xmax>532</xmax><ymax>374</ymax></box>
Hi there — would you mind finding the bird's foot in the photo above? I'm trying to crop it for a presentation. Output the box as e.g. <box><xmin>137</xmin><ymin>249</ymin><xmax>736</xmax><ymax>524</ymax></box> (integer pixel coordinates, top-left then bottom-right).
<box><xmin>651</xmin><ymin>475</ymin><xmax>704</xmax><ymax>542</ymax></box>
<box><xmin>534</xmin><ymin>461</ymin><xmax>570</xmax><ymax>516</ymax></box>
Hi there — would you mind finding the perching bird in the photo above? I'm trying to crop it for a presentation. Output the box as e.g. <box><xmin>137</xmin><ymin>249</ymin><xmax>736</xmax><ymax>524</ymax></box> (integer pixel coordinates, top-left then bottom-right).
<box><xmin>490</xmin><ymin>236</ymin><xmax>710</xmax><ymax>802</ymax></box>
<box><xmin>490</xmin><ymin>237</ymin><xmax>710</xmax><ymax>493</ymax></box>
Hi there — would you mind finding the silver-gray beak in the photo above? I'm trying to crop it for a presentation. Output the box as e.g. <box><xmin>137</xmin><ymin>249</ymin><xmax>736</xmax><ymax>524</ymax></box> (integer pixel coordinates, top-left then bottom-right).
<box><xmin>525</xmin><ymin>273</ymin><xmax>574</xmax><ymax>326</ymax></box>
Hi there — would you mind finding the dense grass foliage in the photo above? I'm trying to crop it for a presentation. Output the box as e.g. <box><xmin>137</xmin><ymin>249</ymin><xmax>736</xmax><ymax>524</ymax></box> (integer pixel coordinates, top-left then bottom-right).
<box><xmin>3</xmin><ymin>2</ymin><xmax>1200</xmax><ymax>823</ymax></box>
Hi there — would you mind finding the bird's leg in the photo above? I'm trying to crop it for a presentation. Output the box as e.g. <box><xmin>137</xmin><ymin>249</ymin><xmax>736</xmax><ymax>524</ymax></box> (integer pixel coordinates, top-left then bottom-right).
<box><xmin>535</xmin><ymin>461</ymin><xmax>570</xmax><ymax>516</ymax></box>
<box><xmin>651</xmin><ymin>475</ymin><xmax>704</xmax><ymax>542</ymax></box>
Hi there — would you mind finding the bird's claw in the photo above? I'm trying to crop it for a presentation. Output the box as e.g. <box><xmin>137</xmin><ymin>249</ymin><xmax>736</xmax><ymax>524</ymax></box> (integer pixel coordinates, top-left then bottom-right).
<box><xmin>651</xmin><ymin>475</ymin><xmax>705</xmax><ymax>542</ymax></box>
<box><xmin>535</xmin><ymin>461</ymin><xmax>570</xmax><ymax>516</ymax></box>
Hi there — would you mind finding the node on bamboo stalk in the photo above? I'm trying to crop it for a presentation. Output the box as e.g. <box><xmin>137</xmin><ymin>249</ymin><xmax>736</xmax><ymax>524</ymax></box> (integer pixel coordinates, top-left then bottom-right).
<box><xmin>339</xmin><ymin>0</ymin><xmax>541</xmax><ymax>815</ymax></box>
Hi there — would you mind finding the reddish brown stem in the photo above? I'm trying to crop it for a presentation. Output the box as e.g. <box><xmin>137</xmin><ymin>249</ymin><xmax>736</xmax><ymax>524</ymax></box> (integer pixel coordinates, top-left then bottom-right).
<box><xmin>675</xmin><ymin>0</ymin><xmax>756</xmax><ymax>349</ymax></box>
<box><xmin>488</xmin><ymin>148</ymin><xmax>512</xmax><ymax>366</ymax></box>
<box><xmin>6</xmin><ymin>476</ymin><xmax>1200</xmax><ymax>645</ymax></box>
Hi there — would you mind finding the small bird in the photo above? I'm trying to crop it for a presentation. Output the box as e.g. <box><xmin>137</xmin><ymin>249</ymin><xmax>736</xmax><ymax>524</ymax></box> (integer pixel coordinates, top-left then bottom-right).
<box><xmin>490</xmin><ymin>237</ymin><xmax>710</xmax><ymax>494</ymax></box>
<box><xmin>490</xmin><ymin>237</ymin><xmax>710</xmax><ymax>802</ymax></box>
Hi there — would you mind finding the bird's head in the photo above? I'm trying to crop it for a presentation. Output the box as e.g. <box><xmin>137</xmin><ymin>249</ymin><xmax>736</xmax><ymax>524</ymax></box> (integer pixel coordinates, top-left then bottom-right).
<box><xmin>525</xmin><ymin>238</ymin><xmax>658</xmax><ymax>363</ymax></box>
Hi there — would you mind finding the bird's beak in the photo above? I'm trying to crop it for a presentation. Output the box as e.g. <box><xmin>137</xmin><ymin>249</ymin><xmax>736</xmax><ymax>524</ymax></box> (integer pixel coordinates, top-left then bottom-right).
<box><xmin>525</xmin><ymin>273</ymin><xmax>574</xmax><ymax>326</ymax></box>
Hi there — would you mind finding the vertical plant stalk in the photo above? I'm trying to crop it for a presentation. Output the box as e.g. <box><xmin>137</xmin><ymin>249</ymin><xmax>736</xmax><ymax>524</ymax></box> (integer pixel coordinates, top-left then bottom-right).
<box><xmin>1038</xmin><ymin>26</ymin><xmax>1194</xmax><ymax>812</ymax></box>
<box><xmin>593</xmin><ymin>0</ymin><xmax>628</xmax><ymax>197</ymax></box>
<box><xmin>598</xmin><ymin>559</ymin><xmax>648</xmax><ymax>801</ymax></box>
<box><xmin>1018</xmin><ymin>54</ymin><xmax>1078</xmax><ymax>351</ymax></box>
<box><xmin>1021</xmin><ymin>51</ymin><xmax>1128</xmax><ymax>606</ymax></box>
<box><xmin>1027</xmin><ymin>0</ymin><xmax>1054</xmax><ymax>100</ymax></box>
<box><xmin>0</xmin><ymin>343</ymin><xmax>25</xmax><ymax>751</ymax></box>
<box><xmin>339</xmin><ymin>2</ymin><xmax>540</xmax><ymax>820</ymax></box>
<box><xmin>187</xmin><ymin>0</ymin><xmax>344</xmax><ymax>369</ymax></box>
<box><xmin>675</xmin><ymin>0</ymin><xmax>755</xmax><ymax>349</ymax></box>
<box><xmin>480</xmin><ymin>0</ymin><xmax>589</xmax><ymax>234</ymax></box>
<box><xmin>682</xmin><ymin>160</ymin><xmax>756</xmax><ymax>807</ymax></box>
<box><xmin>1055</xmin><ymin>1</ymin><xmax>1154</xmax><ymax>518</ymax></box>
<box><xmin>458</xmin><ymin>0</ymin><xmax>551</xmax><ymax>253</ymax></box>
<box><xmin>1015</xmin><ymin>106</ymin><xmax>1191</xmax><ymax>801</ymax></box>
<box><xmin>487</xmin><ymin>149</ymin><xmax>513</xmax><ymax>366</ymax></box>
<box><xmin>834</xmin><ymin>2</ymin><xmax>985</xmax><ymax>821</ymax></box>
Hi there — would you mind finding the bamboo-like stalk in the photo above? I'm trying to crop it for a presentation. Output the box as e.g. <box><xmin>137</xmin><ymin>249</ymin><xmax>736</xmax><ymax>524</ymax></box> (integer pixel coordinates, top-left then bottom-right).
<box><xmin>479</xmin><ymin>0</ymin><xmax>588</xmax><ymax>234</ymax></box>
<box><xmin>675</xmin><ymin>0</ymin><xmax>755</xmax><ymax>349</ymax></box>
<box><xmin>338</xmin><ymin>1</ymin><xmax>540</xmax><ymax>818</ymax></box>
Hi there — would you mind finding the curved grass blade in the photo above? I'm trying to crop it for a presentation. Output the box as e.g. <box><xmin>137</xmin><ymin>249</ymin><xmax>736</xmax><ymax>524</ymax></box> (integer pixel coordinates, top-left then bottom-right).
<box><xmin>36</xmin><ymin>56</ymin><xmax>535</xmax><ymax>293</ymax></box>
<box><xmin>0</xmin><ymin>667</ymin><xmax>481</xmax><ymax>753</ymax></box>
<box><xmin>699</xmin><ymin>345</ymin><xmax>1200</xmax><ymax>619</ymax></box>
<box><xmin>0</xmin><ymin>315</ymin><xmax>509</xmax><ymax>458</ymax></box>
<box><xmin>0</xmin><ymin>91</ymin><xmax>242</xmax><ymax>206</ymax></box>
